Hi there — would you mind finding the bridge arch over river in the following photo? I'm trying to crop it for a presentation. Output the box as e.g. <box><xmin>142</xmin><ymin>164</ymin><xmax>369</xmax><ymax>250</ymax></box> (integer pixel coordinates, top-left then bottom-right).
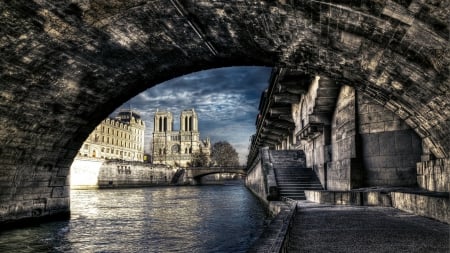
<box><xmin>0</xmin><ymin>1</ymin><xmax>448</xmax><ymax>224</ymax></box>
<box><xmin>185</xmin><ymin>166</ymin><xmax>247</xmax><ymax>184</ymax></box>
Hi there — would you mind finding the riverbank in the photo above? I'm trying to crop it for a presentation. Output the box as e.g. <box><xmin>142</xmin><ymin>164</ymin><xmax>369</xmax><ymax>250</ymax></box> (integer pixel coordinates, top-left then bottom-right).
<box><xmin>70</xmin><ymin>158</ymin><xmax>179</xmax><ymax>189</ymax></box>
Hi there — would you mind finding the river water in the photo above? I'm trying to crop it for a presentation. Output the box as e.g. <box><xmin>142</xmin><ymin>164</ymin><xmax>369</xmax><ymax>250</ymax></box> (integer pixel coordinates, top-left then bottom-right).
<box><xmin>0</xmin><ymin>184</ymin><xmax>267</xmax><ymax>253</ymax></box>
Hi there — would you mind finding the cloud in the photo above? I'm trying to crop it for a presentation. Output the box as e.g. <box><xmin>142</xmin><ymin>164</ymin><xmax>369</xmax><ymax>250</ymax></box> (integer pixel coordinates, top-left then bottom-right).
<box><xmin>114</xmin><ymin>66</ymin><xmax>272</xmax><ymax>165</ymax></box>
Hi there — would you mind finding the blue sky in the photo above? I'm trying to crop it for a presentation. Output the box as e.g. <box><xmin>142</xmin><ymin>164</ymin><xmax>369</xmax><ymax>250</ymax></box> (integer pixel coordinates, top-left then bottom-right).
<box><xmin>114</xmin><ymin>66</ymin><xmax>272</xmax><ymax>164</ymax></box>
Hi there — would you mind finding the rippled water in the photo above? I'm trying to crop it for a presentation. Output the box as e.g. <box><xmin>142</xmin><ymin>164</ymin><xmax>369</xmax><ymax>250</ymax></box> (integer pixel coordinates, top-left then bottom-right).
<box><xmin>0</xmin><ymin>184</ymin><xmax>267</xmax><ymax>253</ymax></box>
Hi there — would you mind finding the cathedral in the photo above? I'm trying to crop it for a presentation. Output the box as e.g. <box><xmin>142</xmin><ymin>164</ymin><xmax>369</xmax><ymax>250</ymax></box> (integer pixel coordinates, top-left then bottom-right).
<box><xmin>152</xmin><ymin>109</ymin><xmax>211</xmax><ymax>167</ymax></box>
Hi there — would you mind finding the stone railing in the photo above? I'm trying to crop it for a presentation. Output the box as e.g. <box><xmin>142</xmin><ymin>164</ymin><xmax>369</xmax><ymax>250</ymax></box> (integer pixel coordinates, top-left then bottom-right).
<box><xmin>262</xmin><ymin>147</ymin><xmax>279</xmax><ymax>201</ymax></box>
<box><xmin>245</xmin><ymin>147</ymin><xmax>279</xmax><ymax>202</ymax></box>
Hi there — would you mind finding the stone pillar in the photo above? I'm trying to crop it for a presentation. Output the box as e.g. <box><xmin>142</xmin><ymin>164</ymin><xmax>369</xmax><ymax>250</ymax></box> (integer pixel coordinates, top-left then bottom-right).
<box><xmin>181</xmin><ymin>116</ymin><xmax>185</xmax><ymax>131</ymax></box>
<box><xmin>327</xmin><ymin>85</ymin><xmax>362</xmax><ymax>190</ymax></box>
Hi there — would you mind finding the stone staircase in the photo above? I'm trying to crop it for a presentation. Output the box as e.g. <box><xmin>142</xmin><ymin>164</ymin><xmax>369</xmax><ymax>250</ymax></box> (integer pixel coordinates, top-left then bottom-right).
<box><xmin>270</xmin><ymin>150</ymin><xmax>323</xmax><ymax>200</ymax></box>
<box><xmin>170</xmin><ymin>168</ymin><xmax>185</xmax><ymax>184</ymax></box>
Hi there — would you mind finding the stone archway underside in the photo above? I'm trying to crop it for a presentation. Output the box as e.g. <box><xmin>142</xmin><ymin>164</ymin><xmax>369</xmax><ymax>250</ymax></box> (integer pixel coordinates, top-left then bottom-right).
<box><xmin>0</xmin><ymin>1</ymin><xmax>448</xmax><ymax>223</ymax></box>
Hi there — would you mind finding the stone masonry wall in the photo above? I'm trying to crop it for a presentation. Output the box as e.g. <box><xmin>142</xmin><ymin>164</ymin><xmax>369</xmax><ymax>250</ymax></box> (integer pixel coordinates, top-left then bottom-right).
<box><xmin>302</xmin><ymin>131</ymin><xmax>330</xmax><ymax>189</ymax></box>
<box><xmin>98</xmin><ymin>161</ymin><xmax>178</xmax><ymax>188</ymax></box>
<box><xmin>357</xmin><ymin>93</ymin><xmax>422</xmax><ymax>186</ymax></box>
<box><xmin>417</xmin><ymin>159</ymin><xmax>450</xmax><ymax>192</ymax></box>
<box><xmin>327</xmin><ymin>86</ymin><xmax>362</xmax><ymax>190</ymax></box>
<box><xmin>0</xmin><ymin>158</ymin><xmax>71</xmax><ymax>226</ymax></box>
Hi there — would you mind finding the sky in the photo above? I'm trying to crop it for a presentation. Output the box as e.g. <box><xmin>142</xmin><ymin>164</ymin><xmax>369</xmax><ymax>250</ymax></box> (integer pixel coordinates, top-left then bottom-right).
<box><xmin>113</xmin><ymin>66</ymin><xmax>272</xmax><ymax>165</ymax></box>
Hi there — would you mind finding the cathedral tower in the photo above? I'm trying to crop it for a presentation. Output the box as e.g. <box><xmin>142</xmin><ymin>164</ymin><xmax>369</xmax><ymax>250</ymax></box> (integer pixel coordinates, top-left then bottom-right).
<box><xmin>152</xmin><ymin>109</ymin><xmax>210</xmax><ymax>167</ymax></box>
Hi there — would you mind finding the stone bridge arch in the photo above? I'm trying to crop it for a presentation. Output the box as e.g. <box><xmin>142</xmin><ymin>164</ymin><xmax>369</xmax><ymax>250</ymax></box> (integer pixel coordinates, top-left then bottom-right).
<box><xmin>188</xmin><ymin>167</ymin><xmax>247</xmax><ymax>177</ymax></box>
<box><xmin>185</xmin><ymin>167</ymin><xmax>247</xmax><ymax>185</ymax></box>
<box><xmin>0</xmin><ymin>1</ymin><xmax>448</xmax><ymax>225</ymax></box>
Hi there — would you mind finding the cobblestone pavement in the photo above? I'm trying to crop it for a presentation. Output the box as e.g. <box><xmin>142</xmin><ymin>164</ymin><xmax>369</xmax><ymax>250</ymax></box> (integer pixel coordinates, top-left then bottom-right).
<box><xmin>287</xmin><ymin>201</ymin><xmax>449</xmax><ymax>253</ymax></box>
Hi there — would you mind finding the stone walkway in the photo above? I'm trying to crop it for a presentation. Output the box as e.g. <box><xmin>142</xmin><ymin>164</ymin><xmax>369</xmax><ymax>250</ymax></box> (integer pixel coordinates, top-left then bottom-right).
<box><xmin>287</xmin><ymin>201</ymin><xmax>449</xmax><ymax>253</ymax></box>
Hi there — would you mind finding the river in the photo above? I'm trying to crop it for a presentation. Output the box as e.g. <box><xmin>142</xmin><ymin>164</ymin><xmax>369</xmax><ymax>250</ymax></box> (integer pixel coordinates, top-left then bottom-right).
<box><xmin>0</xmin><ymin>184</ymin><xmax>267</xmax><ymax>253</ymax></box>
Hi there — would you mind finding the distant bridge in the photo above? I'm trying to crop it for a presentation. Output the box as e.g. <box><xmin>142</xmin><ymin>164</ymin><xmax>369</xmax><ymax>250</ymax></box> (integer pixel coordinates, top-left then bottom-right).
<box><xmin>185</xmin><ymin>166</ymin><xmax>247</xmax><ymax>180</ymax></box>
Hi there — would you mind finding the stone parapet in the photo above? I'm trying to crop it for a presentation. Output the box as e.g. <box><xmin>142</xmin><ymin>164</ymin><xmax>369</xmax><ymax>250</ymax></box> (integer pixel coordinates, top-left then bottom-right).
<box><xmin>304</xmin><ymin>190</ymin><xmax>391</xmax><ymax>207</ymax></box>
<box><xmin>245</xmin><ymin>147</ymin><xmax>279</xmax><ymax>203</ymax></box>
<box><xmin>391</xmin><ymin>192</ymin><xmax>449</xmax><ymax>224</ymax></box>
<box><xmin>305</xmin><ymin>189</ymin><xmax>449</xmax><ymax>224</ymax></box>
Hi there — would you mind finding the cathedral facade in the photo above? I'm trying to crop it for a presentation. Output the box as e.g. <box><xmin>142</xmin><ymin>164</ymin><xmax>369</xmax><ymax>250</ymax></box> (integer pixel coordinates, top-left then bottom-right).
<box><xmin>152</xmin><ymin>109</ymin><xmax>211</xmax><ymax>167</ymax></box>
<box><xmin>78</xmin><ymin>110</ymin><xmax>146</xmax><ymax>161</ymax></box>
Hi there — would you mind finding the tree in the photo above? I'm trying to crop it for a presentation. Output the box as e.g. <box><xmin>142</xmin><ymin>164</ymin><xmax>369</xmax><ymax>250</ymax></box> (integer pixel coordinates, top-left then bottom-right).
<box><xmin>188</xmin><ymin>151</ymin><xmax>209</xmax><ymax>167</ymax></box>
<box><xmin>211</xmin><ymin>141</ymin><xmax>239</xmax><ymax>167</ymax></box>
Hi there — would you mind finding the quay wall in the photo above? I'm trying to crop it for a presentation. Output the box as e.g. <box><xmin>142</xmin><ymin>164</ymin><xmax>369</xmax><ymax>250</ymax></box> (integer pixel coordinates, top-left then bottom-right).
<box><xmin>245</xmin><ymin>156</ymin><xmax>268</xmax><ymax>205</ymax></box>
<box><xmin>245</xmin><ymin>147</ymin><xmax>279</xmax><ymax>206</ymax></box>
<box><xmin>70</xmin><ymin>158</ymin><xmax>178</xmax><ymax>189</ymax></box>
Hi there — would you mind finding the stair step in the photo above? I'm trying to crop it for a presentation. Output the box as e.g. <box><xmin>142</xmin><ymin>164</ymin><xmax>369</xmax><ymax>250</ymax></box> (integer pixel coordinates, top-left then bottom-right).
<box><xmin>279</xmin><ymin>183</ymin><xmax>321</xmax><ymax>185</ymax></box>
<box><xmin>278</xmin><ymin>183</ymin><xmax>320</xmax><ymax>185</ymax></box>
<box><xmin>279</xmin><ymin>186</ymin><xmax>322</xmax><ymax>188</ymax></box>
<box><xmin>283</xmin><ymin>194</ymin><xmax>306</xmax><ymax>198</ymax></box>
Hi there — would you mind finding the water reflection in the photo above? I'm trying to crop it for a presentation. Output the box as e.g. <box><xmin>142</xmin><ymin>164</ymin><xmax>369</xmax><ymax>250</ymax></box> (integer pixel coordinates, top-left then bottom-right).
<box><xmin>0</xmin><ymin>185</ymin><xmax>267</xmax><ymax>253</ymax></box>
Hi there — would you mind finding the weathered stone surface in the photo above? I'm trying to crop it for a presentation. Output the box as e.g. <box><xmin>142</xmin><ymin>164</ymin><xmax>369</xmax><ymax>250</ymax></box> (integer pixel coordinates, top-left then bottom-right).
<box><xmin>392</xmin><ymin>192</ymin><xmax>449</xmax><ymax>224</ymax></box>
<box><xmin>417</xmin><ymin>158</ymin><xmax>450</xmax><ymax>192</ymax></box>
<box><xmin>0</xmin><ymin>0</ymin><xmax>449</xmax><ymax>224</ymax></box>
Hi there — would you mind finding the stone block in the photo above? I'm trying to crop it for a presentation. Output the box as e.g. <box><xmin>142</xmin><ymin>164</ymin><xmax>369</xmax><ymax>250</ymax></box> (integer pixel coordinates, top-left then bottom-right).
<box><xmin>49</xmin><ymin>176</ymin><xmax>67</xmax><ymax>187</ymax></box>
<box><xmin>401</xmin><ymin>155</ymin><xmax>420</xmax><ymax>168</ymax></box>
<box><xmin>46</xmin><ymin>197</ymin><xmax>70</xmax><ymax>211</ymax></box>
<box><xmin>384</xmin><ymin>120</ymin><xmax>405</xmax><ymax>131</ymax></box>
<box><xmin>51</xmin><ymin>186</ymin><xmax>69</xmax><ymax>198</ymax></box>
<box><xmin>384</xmin><ymin>101</ymin><xmax>399</xmax><ymax>112</ymax></box>
<box><xmin>359</xmin><ymin>113</ymin><xmax>374</xmax><ymax>124</ymax></box>
<box><xmin>16</xmin><ymin>185</ymin><xmax>52</xmax><ymax>196</ymax></box>
<box><xmin>391</xmin><ymin>192</ymin><xmax>449</xmax><ymax>224</ymax></box>
<box><xmin>320</xmin><ymin>191</ymin><xmax>334</xmax><ymax>203</ymax></box>
<box><xmin>395</xmin><ymin>167</ymin><xmax>416</xmax><ymax>184</ymax></box>
<box><xmin>369</xmin><ymin>104</ymin><xmax>384</xmax><ymax>113</ymax></box>
<box><xmin>395</xmin><ymin>132</ymin><xmax>413</xmax><ymax>154</ymax></box>
<box><xmin>361</xmin><ymin>133</ymin><xmax>379</xmax><ymax>156</ymax></box>
<box><xmin>32</xmin><ymin>171</ymin><xmax>54</xmax><ymax>181</ymax></box>
<box><xmin>377</xmin><ymin>111</ymin><xmax>394</xmax><ymax>122</ymax></box>
<box><xmin>358</xmin><ymin>103</ymin><xmax>369</xmax><ymax>114</ymax></box>
<box><xmin>363</xmin><ymin>191</ymin><xmax>380</xmax><ymax>206</ymax></box>
<box><xmin>369</xmin><ymin>122</ymin><xmax>385</xmax><ymax>133</ymax></box>
<box><xmin>57</xmin><ymin>167</ymin><xmax>71</xmax><ymax>177</ymax></box>
<box><xmin>359</xmin><ymin>123</ymin><xmax>370</xmax><ymax>134</ymax></box>
<box><xmin>379</xmin><ymin>132</ymin><xmax>396</xmax><ymax>155</ymax></box>
<box><xmin>404</xmin><ymin>117</ymin><xmax>418</xmax><ymax>128</ymax></box>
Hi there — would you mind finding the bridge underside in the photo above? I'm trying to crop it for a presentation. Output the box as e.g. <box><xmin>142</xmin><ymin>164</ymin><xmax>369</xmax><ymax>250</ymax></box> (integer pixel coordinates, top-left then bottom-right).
<box><xmin>0</xmin><ymin>1</ymin><xmax>448</xmax><ymax>225</ymax></box>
